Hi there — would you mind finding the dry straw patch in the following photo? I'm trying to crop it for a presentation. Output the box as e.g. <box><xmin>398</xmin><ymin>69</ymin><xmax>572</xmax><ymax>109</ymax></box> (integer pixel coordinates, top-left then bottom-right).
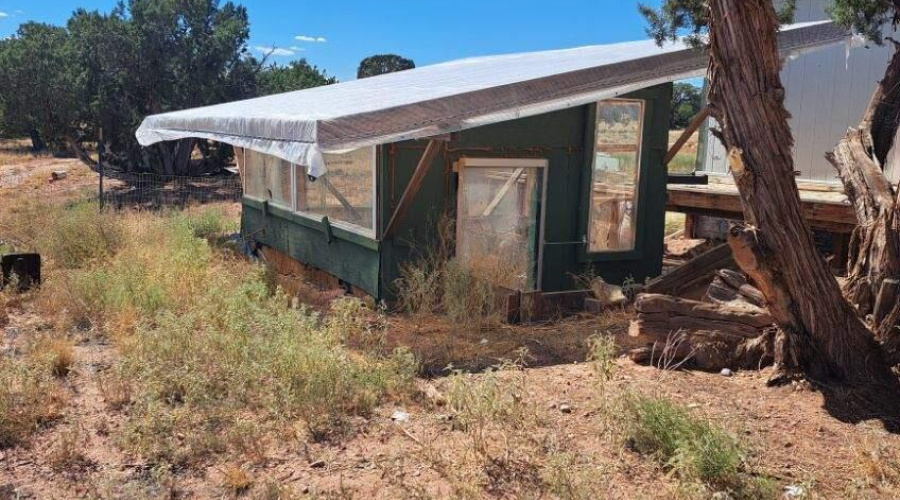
<box><xmin>9</xmin><ymin>200</ymin><xmax>420</xmax><ymax>466</ymax></box>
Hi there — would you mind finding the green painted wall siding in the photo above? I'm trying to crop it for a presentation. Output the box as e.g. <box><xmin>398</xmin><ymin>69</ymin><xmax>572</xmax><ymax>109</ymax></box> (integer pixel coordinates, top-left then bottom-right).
<box><xmin>242</xmin><ymin>200</ymin><xmax>381</xmax><ymax>296</ymax></box>
<box><xmin>241</xmin><ymin>83</ymin><xmax>672</xmax><ymax>301</ymax></box>
<box><xmin>380</xmin><ymin>83</ymin><xmax>673</xmax><ymax>297</ymax></box>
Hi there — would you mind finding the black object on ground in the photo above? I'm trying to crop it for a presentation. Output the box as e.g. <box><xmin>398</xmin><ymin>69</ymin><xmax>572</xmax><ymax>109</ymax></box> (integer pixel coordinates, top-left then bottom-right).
<box><xmin>1</xmin><ymin>253</ymin><xmax>41</xmax><ymax>292</ymax></box>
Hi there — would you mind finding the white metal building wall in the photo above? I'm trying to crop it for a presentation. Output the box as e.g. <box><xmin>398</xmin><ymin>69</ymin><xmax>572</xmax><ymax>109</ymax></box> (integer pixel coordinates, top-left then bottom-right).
<box><xmin>698</xmin><ymin>0</ymin><xmax>893</xmax><ymax>183</ymax></box>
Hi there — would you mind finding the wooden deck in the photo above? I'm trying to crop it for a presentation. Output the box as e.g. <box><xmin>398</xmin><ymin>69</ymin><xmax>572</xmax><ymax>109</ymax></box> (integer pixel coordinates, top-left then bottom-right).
<box><xmin>667</xmin><ymin>180</ymin><xmax>857</xmax><ymax>234</ymax></box>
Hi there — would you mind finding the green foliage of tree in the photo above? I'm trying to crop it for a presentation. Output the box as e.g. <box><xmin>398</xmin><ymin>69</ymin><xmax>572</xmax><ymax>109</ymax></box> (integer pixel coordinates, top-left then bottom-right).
<box><xmin>258</xmin><ymin>59</ymin><xmax>337</xmax><ymax>96</ymax></box>
<box><xmin>638</xmin><ymin>0</ymin><xmax>797</xmax><ymax>46</ymax></box>
<box><xmin>67</xmin><ymin>0</ymin><xmax>259</xmax><ymax>174</ymax></box>
<box><xmin>357</xmin><ymin>54</ymin><xmax>415</xmax><ymax>79</ymax></box>
<box><xmin>827</xmin><ymin>0</ymin><xmax>899</xmax><ymax>43</ymax></box>
<box><xmin>0</xmin><ymin>23</ymin><xmax>81</xmax><ymax>151</ymax></box>
<box><xmin>0</xmin><ymin>0</ymin><xmax>341</xmax><ymax>174</ymax></box>
<box><xmin>670</xmin><ymin>82</ymin><xmax>703</xmax><ymax>129</ymax></box>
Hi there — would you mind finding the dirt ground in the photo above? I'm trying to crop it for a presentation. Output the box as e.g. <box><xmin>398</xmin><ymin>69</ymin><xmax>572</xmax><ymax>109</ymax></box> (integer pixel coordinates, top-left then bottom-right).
<box><xmin>4</xmin><ymin>297</ymin><xmax>899</xmax><ymax>499</ymax></box>
<box><xmin>2</xmin><ymin>144</ymin><xmax>900</xmax><ymax>499</ymax></box>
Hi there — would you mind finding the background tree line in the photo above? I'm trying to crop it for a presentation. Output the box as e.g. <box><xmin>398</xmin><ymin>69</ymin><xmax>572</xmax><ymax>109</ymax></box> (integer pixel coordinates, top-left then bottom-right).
<box><xmin>0</xmin><ymin>0</ymin><xmax>415</xmax><ymax>175</ymax></box>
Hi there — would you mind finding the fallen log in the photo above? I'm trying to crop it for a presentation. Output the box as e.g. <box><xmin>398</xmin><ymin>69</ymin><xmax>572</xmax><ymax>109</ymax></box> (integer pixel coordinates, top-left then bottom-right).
<box><xmin>645</xmin><ymin>243</ymin><xmax>736</xmax><ymax>296</ymax></box>
<box><xmin>705</xmin><ymin>269</ymin><xmax>766</xmax><ymax>308</ymax></box>
<box><xmin>629</xmin><ymin>292</ymin><xmax>775</xmax><ymax>371</ymax></box>
<box><xmin>635</xmin><ymin>294</ymin><xmax>771</xmax><ymax>329</ymax></box>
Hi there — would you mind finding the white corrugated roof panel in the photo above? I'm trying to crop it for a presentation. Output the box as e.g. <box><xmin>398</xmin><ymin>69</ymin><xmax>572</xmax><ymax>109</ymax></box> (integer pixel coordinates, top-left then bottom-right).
<box><xmin>136</xmin><ymin>21</ymin><xmax>846</xmax><ymax>176</ymax></box>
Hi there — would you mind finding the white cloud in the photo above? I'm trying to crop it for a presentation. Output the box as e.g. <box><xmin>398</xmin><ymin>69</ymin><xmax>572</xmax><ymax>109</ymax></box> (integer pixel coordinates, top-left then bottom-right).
<box><xmin>0</xmin><ymin>12</ymin><xmax>9</xmax><ymax>18</ymax></box>
<box><xmin>294</xmin><ymin>35</ymin><xmax>326</xmax><ymax>43</ymax></box>
<box><xmin>254</xmin><ymin>46</ymin><xmax>295</xmax><ymax>57</ymax></box>
<box><xmin>289</xmin><ymin>46</ymin><xmax>306</xmax><ymax>51</ymax></box>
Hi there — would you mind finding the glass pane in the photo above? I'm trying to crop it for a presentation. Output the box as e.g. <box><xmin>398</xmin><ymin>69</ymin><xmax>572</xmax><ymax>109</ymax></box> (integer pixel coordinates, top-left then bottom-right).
<box><xmin>588</xmin><ymin>99</ymin><xmax>644</xmax><ymax>252</ymax></box>
<box><xmin>244</xmin><ymin>149</ymin><xmax>292</xmax><ymax>208</ymax></box>
<box><xmin>457</xmin><ymin>166</ymin><xmax>544</xmax><ymax>291</ymax></box>
<box><xmin>302</xmin><ymin>148</ymin><xmax>375</xmax><ymax>232</ymax></box>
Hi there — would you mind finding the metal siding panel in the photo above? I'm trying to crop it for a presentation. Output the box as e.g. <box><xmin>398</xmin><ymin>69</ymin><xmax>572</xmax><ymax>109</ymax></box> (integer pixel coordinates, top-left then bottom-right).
<box><xmin>696</xmin><ymin>0</ymin><xmax>894</xmax><ymax>183</ymax></box>
<box><xmin>809</xmin><ymin>46</ymin><xmax>842</xmax><ymax>181</ymax></box>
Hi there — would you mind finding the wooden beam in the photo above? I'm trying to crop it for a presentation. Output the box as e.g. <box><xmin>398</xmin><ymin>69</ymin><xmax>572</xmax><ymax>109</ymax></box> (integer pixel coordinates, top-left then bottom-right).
<box><xmin>383</xmin><ymin>139</ymin><xmax>445</xmax><ymax>239</ymax></box>
<box><xmin>482</xmin><ymin>168</ymin><xmax>524</xmax><ymax>217</ymax></box>
<box><xmin>644</xmin><ymin>243</ymin><xmax>736</xmax><ymax>296</ymax></box>
<box><xmin>320</xmin><ymin>175</ymin><xmax>362</xmax><ymax>221</ymax></box>
<box><xmin>664</xmin><ymin>107</ymin><xmax>711</xmax><ymax>166</ymax></box>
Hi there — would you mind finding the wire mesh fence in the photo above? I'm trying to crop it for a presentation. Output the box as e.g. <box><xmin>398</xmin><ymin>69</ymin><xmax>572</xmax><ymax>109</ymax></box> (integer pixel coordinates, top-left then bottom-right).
<box><xmin>99</xmin><ymin>171</ymin><xmax>243</xmax><ymax>210</ymax></box>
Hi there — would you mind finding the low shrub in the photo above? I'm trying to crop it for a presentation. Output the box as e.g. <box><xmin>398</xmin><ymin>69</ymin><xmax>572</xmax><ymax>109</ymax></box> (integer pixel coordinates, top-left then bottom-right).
<box><xmin>37</xmin><ymin>201</ymin><xmax>124</xmax><ymax>270</ymax></box>
<box><xmin>0</xmin><ymin>356</ymin><xmax>66</xmax><ymax>447</ymax></box>
<box><xmin>622</xmin><ymin>394</ymin><xmax>777</xmax><ymax>499</ymax></box>
<box><xmin>27</xmin><ymin>333</ymin><xmax>76</xmax><ymax>377</ymax></box>
<box><xmin>625</xmin><ymin>395</ymin><xmax>742</xmax><ymax>484</ymax></box>
<box><xmin>21</xmin><ymin>203</ymin><xmax>417</xmax><ymax>465</ymax></box>
<box><xmin>445</xmin><ymin>356</ymin><xmax>528</xmax><ymax>453</ymax></box>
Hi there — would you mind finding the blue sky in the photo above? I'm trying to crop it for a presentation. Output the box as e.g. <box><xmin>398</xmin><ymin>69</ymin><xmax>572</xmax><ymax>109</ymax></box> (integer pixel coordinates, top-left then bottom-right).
<box><xmin>0</xmin><ymin>0</ymin><xmax>667</xmax><ymax>81</ymax></box>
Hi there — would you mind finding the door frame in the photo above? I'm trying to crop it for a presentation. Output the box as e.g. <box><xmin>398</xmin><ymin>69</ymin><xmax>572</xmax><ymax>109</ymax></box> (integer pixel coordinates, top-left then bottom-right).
<box><xmin>456</xmin><ymin>157</ymin><xmax>550</xmax><ymax>291</ymax></box>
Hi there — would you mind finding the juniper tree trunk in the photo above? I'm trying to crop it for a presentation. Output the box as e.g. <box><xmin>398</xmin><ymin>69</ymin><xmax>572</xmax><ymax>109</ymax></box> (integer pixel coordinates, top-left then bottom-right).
<box><xmin>707</xmin><ymin>0</ymin><xmax>893</xmax><ymax>384</ymax></box>
<box><xmin>827</xmin><ymin>46</ymin><xmax>900</xmax><ymax>360</ymax></box>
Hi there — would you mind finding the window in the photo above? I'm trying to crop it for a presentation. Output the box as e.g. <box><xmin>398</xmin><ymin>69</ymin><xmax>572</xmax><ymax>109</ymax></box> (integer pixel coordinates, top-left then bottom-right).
<box><xmin>588</xmin><ymin>99</ymin><xmax>644</xmax><ymax>253</ymax></box>
<box><xmin>456</xmin><ymin>158</ymin><xmax>547</xmax><ymax>291</ymax></box>
<box><xmin>298</xmin><ymin>147</ymin><xmax>376</xmax><ymax>234</ymax></box>
<box><xmin>244</xmin><ymin>149</ymin><xmax>293</xmax><ymax>209</ymax></box>
<box><xmin>242</xmin><ymin>147</ymin><xmax>377</xmax><ymax>237</ymax></box>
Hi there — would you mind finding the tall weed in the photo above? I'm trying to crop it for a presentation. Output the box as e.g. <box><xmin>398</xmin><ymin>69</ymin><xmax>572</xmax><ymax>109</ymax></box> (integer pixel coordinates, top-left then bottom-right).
<box><xmin>28</xmin><ymin>204</ymin><xmax>418</xmax><ymax>464</ymax></box>
<box><xmin>0</xmin><ymin>356</ymin><xmax>66</xmax><ymax>447</ymax></box>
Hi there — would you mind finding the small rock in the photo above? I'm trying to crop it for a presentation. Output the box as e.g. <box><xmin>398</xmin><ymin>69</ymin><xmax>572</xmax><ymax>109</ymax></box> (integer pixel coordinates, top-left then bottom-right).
<box><xmin>783</xmin><ymin>485</ymin><xmax>805</xmax><ymax>498</ymax></box>
<box><xmin>720</xmin><ymin>368</ymin><xmax>733</xmax><ymax>377</ymax></box>
<box><xmin>559</xmin><ymin>404</ymin><xmax>573</xmax><ymax>414</ymax></box>
<box><xmin>687</xmin><ymin>403</ymin><xmax>701</xmax><ymax>409</ymax></box>
<box><xmin>479</xmin><ymin>338</ymin><xmax>489</xmax><ymax>345</ymax></box>
<box><xmin>309</xmin><ymin>460</ymin><xmax>326</xmax><ymax>469</ymax></box>
<box><xmin>390</xmin><ymin>409</ymin><xmax>410</xmax><ymax>422</ymax></box>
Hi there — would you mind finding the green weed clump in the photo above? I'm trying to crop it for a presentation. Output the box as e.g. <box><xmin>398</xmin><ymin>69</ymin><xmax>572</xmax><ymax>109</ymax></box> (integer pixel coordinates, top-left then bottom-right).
<box><xmin>623</xmin><ymin>395</ymin><xmax>777</xmax><ymax>499</ymax></box>
<box><xmin>36</xmin><ymin>207</ymin><xmax>421</xmax><ymax>464</ymax></box>
<box><xmin>39</xmin><ymin>201</ymin><xmax>125</xmax><ymax>269</ymax></box>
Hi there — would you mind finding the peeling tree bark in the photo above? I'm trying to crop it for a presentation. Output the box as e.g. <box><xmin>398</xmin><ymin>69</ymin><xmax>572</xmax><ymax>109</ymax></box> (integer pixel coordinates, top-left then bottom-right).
<box><xmin>827</xmin><ymin>46</ymin><xmax>900</xmax><ymax>357</ymax></box>
<box><xmin>708</xmin><ymin>0</ymin><xmax>894</xmax><ymax>385</ymax></box>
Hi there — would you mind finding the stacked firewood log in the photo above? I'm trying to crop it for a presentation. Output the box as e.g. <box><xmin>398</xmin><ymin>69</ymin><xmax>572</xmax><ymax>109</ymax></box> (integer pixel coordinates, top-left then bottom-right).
<box><xmin>629</xmin><ymin>269</ymin><xmax>776</xmax><ymax>371</ymax></box>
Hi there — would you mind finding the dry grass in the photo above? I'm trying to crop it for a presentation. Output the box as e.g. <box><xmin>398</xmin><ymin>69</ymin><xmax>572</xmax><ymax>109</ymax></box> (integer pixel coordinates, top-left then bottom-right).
<box><xmin>48</xmin><ymin>426</ymin><xmax>91</xmax><ymax>472</ymax></box>
<box><xmin>27</xmin><ymin>333</ymin><xmax>76</xmax><ymax>378</ymax></box>
<box><xmin>0</xmin><ymin>355</ymin><xmax>67</xmax><ymax>448</ymax></box>
<box><xmin>219</xmin><ymin>464</ymin><xmax>254</xmax><ymax>495</ymax></box>
<box><xmin>668</xmin><ymin>129</ymin><xmax>700</xmax><ymax>175</ymax></box>
<box><xmin>8</xmin><ymin>200</ymin><xmax>418</xmax><ymax>465</ymax></box>
<box><xmin>394</xmin><ymin>215</ymin><xmax>505</xmax><ymax>332</ymax></box>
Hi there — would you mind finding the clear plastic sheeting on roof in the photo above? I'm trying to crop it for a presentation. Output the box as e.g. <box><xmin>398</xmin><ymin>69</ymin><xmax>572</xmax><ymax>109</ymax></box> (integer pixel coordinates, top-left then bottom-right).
<box><xmin>136</xmin><ymin>21</ymin><xmax>847</xmax><ymax>176</ymax></box>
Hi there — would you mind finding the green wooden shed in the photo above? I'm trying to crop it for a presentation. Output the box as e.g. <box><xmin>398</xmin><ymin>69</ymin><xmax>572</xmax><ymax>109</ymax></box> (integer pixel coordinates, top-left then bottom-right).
<box><xmin>135</xmin><ymin>23</ymin><xmax>845</xmax><ymax>308</ymax></box>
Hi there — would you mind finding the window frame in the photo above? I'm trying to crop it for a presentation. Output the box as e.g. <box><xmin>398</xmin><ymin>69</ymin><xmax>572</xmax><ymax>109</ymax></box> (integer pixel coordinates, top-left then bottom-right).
<box><xmin>293</xmin><ymin>146</ymin><xmax>378</xmax><ymax>239</ymax></box>
<box><xmin>579</xmin><ymin>98</ymin><xmax>651</xmax><ymax>262</ymax></box>
<box><xmin>242</xmin><ymin>146</ymin><xmax>380</xmax><ymax>241</ymax></box>
<box><xmin>456</xmin><ymin>157</ymin><xmax>550</xmax><ymax>291</ymax></box>
<box><xmin>241</xmin><ymin>148</ymin><xmax>295</xmax><ymax>210</ymax></box>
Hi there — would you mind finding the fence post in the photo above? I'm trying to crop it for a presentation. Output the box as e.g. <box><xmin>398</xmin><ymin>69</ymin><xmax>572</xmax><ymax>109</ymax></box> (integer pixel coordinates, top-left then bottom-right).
<box><xmin>98</xmin><ymin>128</ymin><xmax>105</xmax><ymax>210</ymax></box>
